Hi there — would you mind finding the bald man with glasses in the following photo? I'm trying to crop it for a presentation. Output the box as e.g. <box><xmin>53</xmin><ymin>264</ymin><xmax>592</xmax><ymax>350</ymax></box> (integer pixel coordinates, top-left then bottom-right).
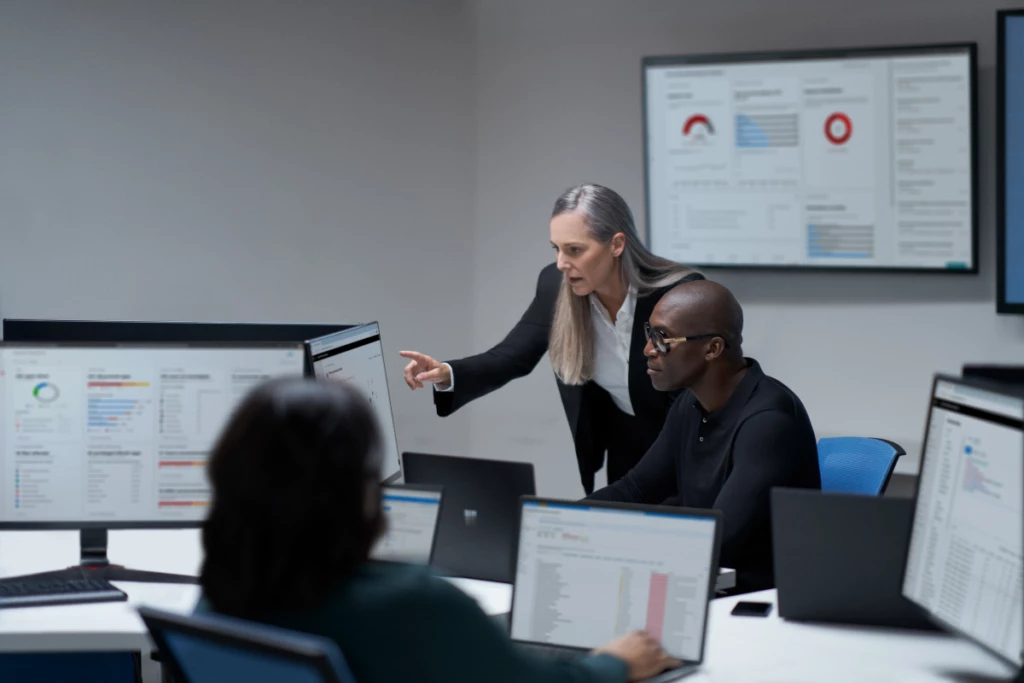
<box><xmin>588</xmin><ymin>280</ymin><xmax>820</xmax><ymax>594</ymax></box>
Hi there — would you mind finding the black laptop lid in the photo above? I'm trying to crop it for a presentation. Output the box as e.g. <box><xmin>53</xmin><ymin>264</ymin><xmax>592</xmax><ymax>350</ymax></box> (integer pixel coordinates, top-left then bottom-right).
<box><xmin>771</xmin><ymin>488</ymin><xmax>938</xmax><ymax>631</ymax></box>
<box><xmin>401</xmin><ymin>452</ymin><xmax>535</xmax><ymax>583</ymax></box>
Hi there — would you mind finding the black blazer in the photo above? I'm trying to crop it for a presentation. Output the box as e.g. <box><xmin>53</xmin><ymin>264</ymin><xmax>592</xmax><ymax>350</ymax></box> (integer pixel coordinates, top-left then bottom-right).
<box><xmin>434</xmin><ymin>263</ymin><xmax>704</xmax><ymax>493</ymax></box>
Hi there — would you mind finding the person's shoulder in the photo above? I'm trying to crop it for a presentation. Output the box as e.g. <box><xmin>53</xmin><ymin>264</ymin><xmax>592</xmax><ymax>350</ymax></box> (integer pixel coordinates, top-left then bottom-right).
<box><xmin>538</xmin><ymin>262</ymin><xmax>562</xmax><ymax>289</ymax></box>
<box><xmin>526</xmin><ymin>263</ymin><xmax>562</xmax><ymax>305</ymax></box>
<box><xmin>757</xmin><ymin>375</ymin><xmax>809</xmax><ymax>416</ymax></box>
<box><xmin>743</xmin><ymin>363</ymin><xmax>814</xmax><ymax>430</ymax></box>
<box><xmin>753</xmin><ymin>376</ymin><xmax>806</xmax><ymax>413</ymax></box>
<box><xmin>349</xmin><ymin>562</ymin><xmax>477</xmax><ymax>613</ymax></box>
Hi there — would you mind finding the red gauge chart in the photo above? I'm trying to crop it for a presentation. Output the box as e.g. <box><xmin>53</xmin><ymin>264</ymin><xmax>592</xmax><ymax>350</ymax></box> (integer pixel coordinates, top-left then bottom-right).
<box><xmin>824</xmin><ymin>112</ymin><xmax>853</xmax><ymax>145</ymax></box>
<box><xmin>682</xmin><ymin>114</ymin><xmax>714</xmax><ymax>141</ymax></box>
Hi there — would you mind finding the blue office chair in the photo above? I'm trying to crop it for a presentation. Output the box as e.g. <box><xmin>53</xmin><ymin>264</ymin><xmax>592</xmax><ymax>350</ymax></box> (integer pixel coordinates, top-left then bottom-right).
<box><xmin>138</xmin><ymin>606</ymin><xmax>356</xmax><ymax>683</ymax></box>
<box><xmin>816</xmin><ymin>437</ymin><xmax>906</xmax><ymax>496</ymax></box>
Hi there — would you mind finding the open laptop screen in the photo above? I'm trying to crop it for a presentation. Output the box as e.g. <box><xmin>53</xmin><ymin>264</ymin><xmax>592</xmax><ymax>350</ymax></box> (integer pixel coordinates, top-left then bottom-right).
<box><xmin>370</xmin><ymin>485</ymin><xmax>443</xmax><ymax>564</ymax></box>
<box><xmin>510</xmin><ymin>500</ymin><xmax>719</xmax><ymax>662</ymax></box>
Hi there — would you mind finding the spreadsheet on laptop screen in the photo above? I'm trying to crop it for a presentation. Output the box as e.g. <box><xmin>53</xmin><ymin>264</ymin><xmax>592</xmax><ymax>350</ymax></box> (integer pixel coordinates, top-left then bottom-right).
<box><xmin>511</xmin><ymin>502</ymin><xmax>716</xmax><ymax>660</ymax></box>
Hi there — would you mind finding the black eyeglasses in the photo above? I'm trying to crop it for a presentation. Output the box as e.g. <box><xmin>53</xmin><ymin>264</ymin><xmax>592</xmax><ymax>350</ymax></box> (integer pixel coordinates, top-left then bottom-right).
<box><xmin>644</xmin><ymin>321</ymin><xmax>730</xmax><ymax>355</ymax></box>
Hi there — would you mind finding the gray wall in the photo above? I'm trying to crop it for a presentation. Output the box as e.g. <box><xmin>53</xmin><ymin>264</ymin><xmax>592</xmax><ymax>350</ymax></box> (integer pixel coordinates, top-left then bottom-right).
<box><xmin>0</xmin><ymin>0</ymin><xmax>478</xmax><ymax>457</ymax></box>
<box><xmin>470</xmin><ymin>0</ymin><xmax>1024</xmax><ymax>497</ymax></box>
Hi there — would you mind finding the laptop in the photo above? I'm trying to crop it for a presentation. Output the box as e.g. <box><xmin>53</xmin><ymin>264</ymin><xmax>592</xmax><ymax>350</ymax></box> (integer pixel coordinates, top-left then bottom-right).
<box><xmin>772</xmin><ymin>488</ymin><xmax>939</xmax><ymax>631</ymax></box>
<box><xmin>370</xmin><ymin>483</ymin><xmax>444</xmax><ymax>564</ymax></box>
<box><xmin>509</xmin><ymin>497</ymin><xmax>722</xmax><ymax>683</ymax></box>
<box><xmin>401</xmin><ymin>452</ymin><xmax>535</xmax><ymax>583</ymax></box>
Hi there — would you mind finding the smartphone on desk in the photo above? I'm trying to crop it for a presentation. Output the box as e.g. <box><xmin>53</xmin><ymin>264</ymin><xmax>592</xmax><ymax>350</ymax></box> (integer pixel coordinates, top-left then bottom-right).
<box><xmin>731</xmin><ymin>601</ymin><xmax>773</xmax><ymax>617</ymax></box>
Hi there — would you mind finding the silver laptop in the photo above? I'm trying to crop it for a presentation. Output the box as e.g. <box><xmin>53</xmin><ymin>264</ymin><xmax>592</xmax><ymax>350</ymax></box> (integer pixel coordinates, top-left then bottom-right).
<box><xmin>509</xmin><ymin>497</ymin><xmax>722</xmax><ymax>683</ymax></box>
<box><xmin>370</xmin><ymin>484</ymin><xmax>444</xmax><ymax>564</ymax></box>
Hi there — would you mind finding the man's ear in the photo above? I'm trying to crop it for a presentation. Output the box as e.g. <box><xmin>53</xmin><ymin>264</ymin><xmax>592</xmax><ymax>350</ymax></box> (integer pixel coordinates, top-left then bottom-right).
<box><xmin>705</xmin><ymin>337</ymin><xmax>726</xmax><ymax>362</ymax></box>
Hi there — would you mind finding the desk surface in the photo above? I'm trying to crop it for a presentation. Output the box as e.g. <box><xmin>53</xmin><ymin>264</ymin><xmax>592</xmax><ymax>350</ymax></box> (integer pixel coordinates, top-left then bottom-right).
<box><xmin>0</xmin><ymin>530</ymin><xmax>734</xmax><ymax>653</ymax></box>
<box><xmin>695</xmin><ymin>590</ymin><xmax>1016</xmax><ymax>683</ymax></box>
<box><xmin>0</xmin><ymin>532</ymin><xmax>1014</xmax><ymax>682</ymax></box>
<box><xmin>0</xmin><ymin>530</ymin><xmax>203</xmax><ymax>653</ymax></box>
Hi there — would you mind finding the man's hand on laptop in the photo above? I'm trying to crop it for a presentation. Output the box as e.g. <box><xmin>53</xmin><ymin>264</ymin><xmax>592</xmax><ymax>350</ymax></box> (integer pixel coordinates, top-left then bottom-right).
<box><xmin>594</xmin><ymin>631</ymin><xmax>681</xmax><ymax>681</ymax></box>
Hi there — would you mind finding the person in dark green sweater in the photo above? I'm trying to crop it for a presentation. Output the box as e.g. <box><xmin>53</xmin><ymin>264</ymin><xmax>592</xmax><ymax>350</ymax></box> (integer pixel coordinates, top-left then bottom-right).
<box><xmin>196</xmin><ymin>378</ymin><xmax>679</xmax><ymax>683</ymax></box>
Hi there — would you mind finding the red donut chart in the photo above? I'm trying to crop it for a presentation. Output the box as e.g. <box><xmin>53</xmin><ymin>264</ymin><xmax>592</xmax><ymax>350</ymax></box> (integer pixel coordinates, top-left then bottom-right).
<box><xmin>824</xmin><ymin>113</ymin><xmax>852</xmax><ymax>145</ymax></box>
<box><xmin>683</xmin><ymin>114</ymin><xmax>714</xmax><ymax>136</ymax></box>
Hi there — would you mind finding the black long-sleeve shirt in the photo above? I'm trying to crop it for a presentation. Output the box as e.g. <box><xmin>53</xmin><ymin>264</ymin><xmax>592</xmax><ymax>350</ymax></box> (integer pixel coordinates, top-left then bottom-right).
<box><xmin>588</xmin><ymin>359</ymin><xmax>820</xmax><ymax>592</ymax></box>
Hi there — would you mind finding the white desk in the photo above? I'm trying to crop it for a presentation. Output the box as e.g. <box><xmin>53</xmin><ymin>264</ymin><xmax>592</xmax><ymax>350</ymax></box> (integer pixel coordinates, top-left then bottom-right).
<box><xmin>0</xmin><ymin>530</ymin><xmax>203</xmax><ymax>654</ymax></box>
<box><xmin>0</xmin><ymin>530</ymin><xmax>735</xmax><ymax>654</ymax></box>
<box><xmin>1</xmin><ymin>533</ymin><xmax>1013</xmax><ymax>683</ymax></box>
<box><xmin>696</xmin><ymin>590</ymin><xmax>1017</xmax><ymax>683</ymax></box>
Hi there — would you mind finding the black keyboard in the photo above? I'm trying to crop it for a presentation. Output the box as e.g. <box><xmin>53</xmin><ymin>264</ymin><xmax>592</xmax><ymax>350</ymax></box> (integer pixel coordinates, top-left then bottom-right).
<box><xmin>0</xmin><ymin>578</ymin><xmax>128</xmax><ymax>608</ymax></box>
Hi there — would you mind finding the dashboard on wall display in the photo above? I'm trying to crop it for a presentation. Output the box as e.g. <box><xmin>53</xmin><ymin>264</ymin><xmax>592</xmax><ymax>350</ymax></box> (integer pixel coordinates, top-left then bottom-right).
<box><xmin>643</xmin><ymin>43</ymin><xmax>977</xmax><ymax>271</ymax></box>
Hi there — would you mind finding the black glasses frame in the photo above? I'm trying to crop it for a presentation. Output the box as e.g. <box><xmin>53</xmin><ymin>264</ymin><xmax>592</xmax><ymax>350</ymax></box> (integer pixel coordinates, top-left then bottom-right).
<box><xmin>644</xmin><ymin>321</ymin><xmax>730</xmax><ymax>354</ymax></box>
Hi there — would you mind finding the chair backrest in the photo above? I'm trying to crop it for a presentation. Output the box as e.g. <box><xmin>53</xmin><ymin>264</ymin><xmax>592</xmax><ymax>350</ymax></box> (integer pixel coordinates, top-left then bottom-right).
<box><xmin>138</xmin><ymin>606</ymin><xmax>356</xmax><ymax>683</ymax></box>
<box><xmin>816</xmin><ymin>437</ymin><xmax>905</xmax><ymax>496</ymax></box>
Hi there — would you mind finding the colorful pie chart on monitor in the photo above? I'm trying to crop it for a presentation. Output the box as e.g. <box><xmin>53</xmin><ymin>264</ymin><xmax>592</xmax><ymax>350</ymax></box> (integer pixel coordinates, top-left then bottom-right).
<box><xmin>33</xmin><ymin>382</ymin><xmax>60</xmax><ymax>403</ymax></box>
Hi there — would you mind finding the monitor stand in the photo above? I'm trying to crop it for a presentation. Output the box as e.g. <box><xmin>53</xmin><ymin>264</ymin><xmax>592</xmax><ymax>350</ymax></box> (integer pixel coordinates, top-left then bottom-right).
<box><xmin>0</xmin><ymin>529</ymin><xmax>197</xmax><ymax>585</ymax></box>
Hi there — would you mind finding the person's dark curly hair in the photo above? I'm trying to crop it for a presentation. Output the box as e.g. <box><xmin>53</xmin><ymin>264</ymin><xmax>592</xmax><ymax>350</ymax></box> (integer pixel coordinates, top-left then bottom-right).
<box><xmin>200</xmin><ymin>377</ymin><xmax>385</xmax><ymax>618</ymax></box>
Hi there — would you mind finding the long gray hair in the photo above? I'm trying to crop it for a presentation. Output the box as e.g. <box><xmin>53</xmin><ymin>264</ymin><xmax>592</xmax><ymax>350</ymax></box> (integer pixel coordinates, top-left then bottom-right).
<box><xmin>549</xmin><ymin>184</ymin><xmax>697</xmax><ymax>385</ymax></box>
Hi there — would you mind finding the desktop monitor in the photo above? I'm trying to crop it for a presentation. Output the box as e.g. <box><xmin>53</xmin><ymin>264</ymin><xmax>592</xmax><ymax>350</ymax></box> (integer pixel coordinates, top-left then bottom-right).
<box><xmin>999</xmin><ymin>10</ymin><xmax>1024</xmax><ymax>313</ymax></box>
<box><xmin>903</xmin><ymin>375</ymin><xmax>1024</xmax><ymax>668</ymax></box>
<box><xmin>0</xmin><ymin>342</ymin><xmax>306</xmax><ymax>582</ymax></box>
<box><xmin>2</xmin><ymin>319</ymin><xmax>355</xmax><ymax>344</ymax></box>
<box><xmin>306</xmin><ymin>323</ymin><xmax>401</xmax><ymax>483</ymax></box>
<box><xmin>643</xmin><ymin>42</ymin><xmax>977</xmax><ymax>271</ymax></box>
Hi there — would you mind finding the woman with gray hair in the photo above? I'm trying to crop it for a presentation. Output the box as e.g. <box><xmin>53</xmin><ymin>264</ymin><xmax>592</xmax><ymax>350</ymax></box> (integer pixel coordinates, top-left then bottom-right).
<box><xmin>401</xmin><ymin>184</ymin><xmax>702</xmax><ymax>493</ymax></box>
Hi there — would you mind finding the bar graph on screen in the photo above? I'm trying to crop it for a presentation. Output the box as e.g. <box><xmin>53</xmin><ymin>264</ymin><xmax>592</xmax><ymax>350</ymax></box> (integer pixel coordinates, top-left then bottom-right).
<box><xmin>646</xmin><ymin>573</ymin><xmax>669</xmax><ymax>640</ymax></box>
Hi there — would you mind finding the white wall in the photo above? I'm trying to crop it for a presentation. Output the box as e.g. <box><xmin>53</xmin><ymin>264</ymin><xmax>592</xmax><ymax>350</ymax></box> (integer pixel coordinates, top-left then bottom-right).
<box><xmin>0</xmin><ymin>0</ymin><xmax>478</xmax><ymax>457</ymax></box>
<box><xmin>469</xmin><ymin>0</ymin><xmax>1024</xmax><ymax>498</ymax></box>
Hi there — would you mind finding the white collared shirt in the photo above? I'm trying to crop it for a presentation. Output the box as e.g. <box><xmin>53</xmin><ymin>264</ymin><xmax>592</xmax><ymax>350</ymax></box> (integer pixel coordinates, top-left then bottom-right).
<box><xmin>588</xmin><ymin>285</ymin><xmax>637</xmax><ymax>416</ymax></box>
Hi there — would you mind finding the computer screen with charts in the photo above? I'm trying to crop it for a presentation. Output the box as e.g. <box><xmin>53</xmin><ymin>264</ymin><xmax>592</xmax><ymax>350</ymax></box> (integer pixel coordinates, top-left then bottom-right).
<box><xmin>510</xmin><ymin>499</ymin><xmax>721</xmax><ymax>662</ymax></box>
<box><xmin>903</xmin><ymin>376</ymin><xmax>1024</xmax><ymax>666</ymax></box>
<box><xmin>370</xmin><ymin>484</ymin><xmax>443</xmax><ymax>564</ymax></box>
<box><xmin>644</xmin><ymin>43</ymin><xmax>977</xmax><ymax>271</ymax></box>
<box><xmin>0</xmin><ymin>343</ymin><xmax>305</xmax><ymax>527</ymax></box>
<box><xmin>307</xmin><ymin>323</ymin><xmax>401</xmax><ymax>482</ymax></box>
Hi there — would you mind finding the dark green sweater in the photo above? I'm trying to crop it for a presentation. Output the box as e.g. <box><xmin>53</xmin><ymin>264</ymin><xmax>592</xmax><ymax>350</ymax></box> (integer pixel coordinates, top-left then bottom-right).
<box><xmin>196</xmin><ymin>562</ymin><xmax>628</xmax><ymax>683</ymax></box>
